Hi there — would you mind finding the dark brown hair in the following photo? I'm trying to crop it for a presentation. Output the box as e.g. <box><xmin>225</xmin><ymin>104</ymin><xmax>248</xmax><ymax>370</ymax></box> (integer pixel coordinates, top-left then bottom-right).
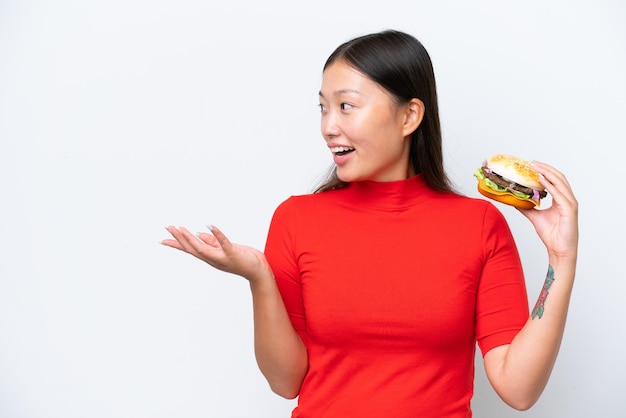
<box><xmin>315</xmin><ymin>30</ymin><xmax>455</xmax><ymax>194</ymax></box>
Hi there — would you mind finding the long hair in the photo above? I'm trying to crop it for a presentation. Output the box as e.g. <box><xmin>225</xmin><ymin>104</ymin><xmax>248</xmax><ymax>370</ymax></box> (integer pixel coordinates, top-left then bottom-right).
<box><xmin>315</xmin><ymin>30</ymin><xmax>455</xmax><ymax>194</ymax></box>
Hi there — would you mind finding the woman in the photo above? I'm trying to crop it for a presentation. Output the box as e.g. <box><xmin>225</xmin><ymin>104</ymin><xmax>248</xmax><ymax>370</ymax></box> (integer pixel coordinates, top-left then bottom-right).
<box><xmin>162</xmin><ymin>30</ymin><xmax>578</xmax><ymax>417</ymax></box>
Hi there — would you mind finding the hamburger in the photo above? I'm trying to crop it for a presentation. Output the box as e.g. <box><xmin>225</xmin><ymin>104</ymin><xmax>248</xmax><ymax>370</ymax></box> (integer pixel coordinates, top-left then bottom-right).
<box><xmin>474</xmin><ymin>154</ymin><xmax>547</xmax><ymax>209</ymax></box>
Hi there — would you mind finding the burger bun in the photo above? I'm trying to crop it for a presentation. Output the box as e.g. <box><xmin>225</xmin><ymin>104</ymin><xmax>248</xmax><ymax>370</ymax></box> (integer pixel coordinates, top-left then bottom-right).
<box><xmin>487</xmin><ymin>154</ymin><xmax>542</xmax><ymax>190</ymax></box>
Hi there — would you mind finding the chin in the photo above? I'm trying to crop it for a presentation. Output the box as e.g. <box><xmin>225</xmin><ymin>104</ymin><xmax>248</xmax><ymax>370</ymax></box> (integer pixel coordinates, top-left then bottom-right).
<box><xmin>337</xmin><ymin>172</ymin><xmax>372</xmax><ymax>183</ymax></box>
<box><xmin>336</xmin><ymin>169</ymin><xmax>358</xmax><ymax>183</ymax></box>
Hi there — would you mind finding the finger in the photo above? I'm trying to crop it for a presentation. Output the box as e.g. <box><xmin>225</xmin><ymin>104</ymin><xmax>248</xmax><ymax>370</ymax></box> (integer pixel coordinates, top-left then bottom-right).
<box><xmin>162</xmin><ymin>226</ymin><xmax>202</xmax><ymax>256</ymax></box>
<box><xmin>207</xmin><ymin>225</ymin><xmax>234</xmax><ymax>252</ymax></box>
<box><xmin>163</xmin><ymin>226</ymin><xmax>188</xmax><ymax>248</ymax></box>
<box><xmin>532</xmin><ymin>162</ymin><xmax>577</xmax><ymax>207</ymax></box>
<box><xmin>167</xmin><ymin>226</ymin><xmax>205</xmax><ymax>255</ymax></box>
<box><xmin>532</xmin><ymin>161</ymin><xmax>572</xmax><ymax>193</ymax></box>
<box><xmin>516</xmin><ymin>206</ymin><xmax>541</xmax><ymax>224</ymax></box>
<box><xmin>178</xmin><ymin>226</ymin><xmax>210</xmax><ymax>253</ymax></box>
<box><xmin>197</xmin><ymin>231</ymin><xmax>220</xmax><ymax>248</ymax></box>
<box><xmin>160</xmin><ymin>238</ymin><xmax>185</xmax><ymax>251</ymax></box>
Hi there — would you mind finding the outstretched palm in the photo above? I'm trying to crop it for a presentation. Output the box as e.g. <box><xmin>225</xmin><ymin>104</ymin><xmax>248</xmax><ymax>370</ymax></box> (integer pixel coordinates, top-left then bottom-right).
<box><xmin>162</xmin><ymin>225</ymin><xmax>271</xmax><ymax>282</ymax></box>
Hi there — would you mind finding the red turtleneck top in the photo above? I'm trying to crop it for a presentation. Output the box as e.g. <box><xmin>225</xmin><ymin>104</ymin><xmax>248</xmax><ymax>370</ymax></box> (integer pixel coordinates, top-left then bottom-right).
<box><xmin>264</xmin><ymin>175</ymin><xmax>529</xmax><ymax>418</ymax></box>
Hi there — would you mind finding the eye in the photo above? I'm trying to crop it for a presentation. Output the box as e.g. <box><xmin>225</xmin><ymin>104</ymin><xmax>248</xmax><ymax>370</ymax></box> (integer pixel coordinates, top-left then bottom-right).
<box><xmin>340</xmin><ymin>103</ymin><xmax>353</xmax><ymax>110</ymax></box>
<box><xmin>318</xmin><ymin>103</ymin><xmax>326</xmax><ymax>113</ymax></box>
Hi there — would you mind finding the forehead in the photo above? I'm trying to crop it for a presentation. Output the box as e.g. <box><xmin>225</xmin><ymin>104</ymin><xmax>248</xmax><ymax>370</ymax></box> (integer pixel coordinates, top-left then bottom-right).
<box><xmin>320</xmin><ymin>61</ymin><xmax>399</xmax><ymax>107</ymax></box>
<box><xmin>320</xmin><ymin>61</ymin><xmax>378</xmax><ymax>96</ymax></box>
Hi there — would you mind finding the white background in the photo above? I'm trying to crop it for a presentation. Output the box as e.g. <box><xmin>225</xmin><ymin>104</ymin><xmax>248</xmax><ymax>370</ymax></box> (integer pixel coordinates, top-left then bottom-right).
<box><xmin>1</xmin><ymin>0</ymin><xmax>625</xmax><ymax>416</ymax></box>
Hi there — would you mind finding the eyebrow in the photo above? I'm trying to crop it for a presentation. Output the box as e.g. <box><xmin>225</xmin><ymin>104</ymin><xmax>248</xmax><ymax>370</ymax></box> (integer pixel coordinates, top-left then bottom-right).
<box><xmin>318</xmin><ymin>89</ymin><xmax>363</xmax><ymax>98</ymax></box>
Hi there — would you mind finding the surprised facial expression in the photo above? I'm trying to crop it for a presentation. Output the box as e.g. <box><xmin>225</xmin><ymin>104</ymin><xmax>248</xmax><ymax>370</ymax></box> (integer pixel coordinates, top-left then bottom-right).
<box><xmin>319</xmin><ymin>60</ymin><xmax>418</xmax><ymax>183</ymax></box>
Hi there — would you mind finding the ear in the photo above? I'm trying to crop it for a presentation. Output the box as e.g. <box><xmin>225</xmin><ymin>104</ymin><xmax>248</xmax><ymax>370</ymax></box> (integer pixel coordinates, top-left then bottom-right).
<box><xmin>402</xmin><ymin>98</ymin><xmax>425</xmax><ymax>137</ymax></box>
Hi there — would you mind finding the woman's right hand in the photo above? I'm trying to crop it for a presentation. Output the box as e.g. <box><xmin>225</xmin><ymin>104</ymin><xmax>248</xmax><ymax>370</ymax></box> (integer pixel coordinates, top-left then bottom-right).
<box><xmin>163</xmin><ymin>226</ymin><xmax>308</xmax><ymax>397</ymax></box>
<box><xmin>162</xmin><ymin>225</ymin><xmax>271</xmax><ymax>283</ymax></box>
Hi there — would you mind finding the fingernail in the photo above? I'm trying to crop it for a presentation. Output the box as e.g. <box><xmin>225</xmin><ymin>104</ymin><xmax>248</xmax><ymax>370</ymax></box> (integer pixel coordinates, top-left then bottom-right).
<box><xmin>207</xmin><ymin>225</ymin><xmax>214</xmax><ymax>232</ymax></box>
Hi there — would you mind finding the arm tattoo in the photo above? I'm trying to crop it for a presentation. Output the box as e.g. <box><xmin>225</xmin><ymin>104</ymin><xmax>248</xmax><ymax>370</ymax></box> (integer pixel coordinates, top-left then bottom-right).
<box><xmin>531</xmin><ymin>265</ymin><xmax>555</xmax><ymax>320</ymax></box>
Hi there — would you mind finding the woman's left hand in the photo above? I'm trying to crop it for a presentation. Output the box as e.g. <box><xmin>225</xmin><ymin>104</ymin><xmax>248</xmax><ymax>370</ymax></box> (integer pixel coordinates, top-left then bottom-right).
<box><xmin>517</xmin><ymin>161</ymin><xmax>579</xmax><ymax>259</ymax></box>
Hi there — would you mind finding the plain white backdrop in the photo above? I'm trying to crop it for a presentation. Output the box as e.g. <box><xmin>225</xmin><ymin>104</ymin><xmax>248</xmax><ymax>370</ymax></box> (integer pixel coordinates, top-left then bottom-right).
<box><xmin>1</xmin><ymin>0</ymin><xmax>625</xmax><ymax>416</ymax></box>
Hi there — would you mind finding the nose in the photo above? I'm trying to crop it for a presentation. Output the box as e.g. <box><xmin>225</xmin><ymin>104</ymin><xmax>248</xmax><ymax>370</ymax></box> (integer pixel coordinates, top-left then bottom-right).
<box><xmin>321</xmin><ymin>110</ymin><xmax>340</xmax><ymax>141</ymax></box>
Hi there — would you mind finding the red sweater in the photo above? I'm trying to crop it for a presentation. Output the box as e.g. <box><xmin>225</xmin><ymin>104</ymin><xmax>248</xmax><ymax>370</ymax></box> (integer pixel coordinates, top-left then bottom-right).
<box><xmin>264</xmin><ymin>175</ymin><xmax>529</xmax><ymax>417</ymax></box>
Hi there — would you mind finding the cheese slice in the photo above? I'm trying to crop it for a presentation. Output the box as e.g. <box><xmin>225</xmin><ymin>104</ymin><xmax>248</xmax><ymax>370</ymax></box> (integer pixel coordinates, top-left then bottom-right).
<box><xmin>477</xmin><ymin>179</ymin><xmax>540</xmax><ymax>207</ymax></box>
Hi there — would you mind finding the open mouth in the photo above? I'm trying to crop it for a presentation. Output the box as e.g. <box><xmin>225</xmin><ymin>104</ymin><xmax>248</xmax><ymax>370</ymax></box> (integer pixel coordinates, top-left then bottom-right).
<box><xmin>330</xmin><ymin>146</ymin><xmax>355</xmax><ymax>156</ymax></box>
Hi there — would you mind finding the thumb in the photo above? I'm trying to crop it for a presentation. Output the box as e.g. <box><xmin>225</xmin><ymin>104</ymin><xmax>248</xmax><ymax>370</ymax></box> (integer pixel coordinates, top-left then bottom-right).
<box><xmin>208</xmin><ymin>225</ymin><xmax>233</xmax><ymax>251</ymax></box>
<box><xmin>516</xmin><ymin>207</ymin><xmax>540</xmax><ymax>223</ymax></box>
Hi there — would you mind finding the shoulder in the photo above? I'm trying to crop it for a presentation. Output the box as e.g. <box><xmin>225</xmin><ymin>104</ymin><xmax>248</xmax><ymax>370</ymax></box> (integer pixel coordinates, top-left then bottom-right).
<box><xmin>275</xmin><ymin>189</ymin><xmax>345</xmax><ymax>211</ymax></box>
<box><xmin>434</xmin><ymin>192</ymin><xmax>501</xmax><ymax>216</ymax></box>
<box><xmin>270</xmin><ymin>189</ymin><xmax>349</xmax><ymax>230</ymax></box>
<box><xmin>429</xmin><ymin>193</ymin><xmax>513</xmax><ymax>238</ymax></box>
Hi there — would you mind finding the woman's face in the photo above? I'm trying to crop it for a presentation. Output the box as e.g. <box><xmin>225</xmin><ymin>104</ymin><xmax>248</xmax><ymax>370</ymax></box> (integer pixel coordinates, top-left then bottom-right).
<box><xmin>319</xmin><ymin>60</ymin><xmax>416</xmax><ymax>183</ymax></box>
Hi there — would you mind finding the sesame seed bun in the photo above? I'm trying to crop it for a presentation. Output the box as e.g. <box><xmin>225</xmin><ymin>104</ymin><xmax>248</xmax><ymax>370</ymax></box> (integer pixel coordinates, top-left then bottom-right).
<box><xmin>486</xmin><ymin>154</ymin><xmax>542</xmax><ymax>190</ymax></box>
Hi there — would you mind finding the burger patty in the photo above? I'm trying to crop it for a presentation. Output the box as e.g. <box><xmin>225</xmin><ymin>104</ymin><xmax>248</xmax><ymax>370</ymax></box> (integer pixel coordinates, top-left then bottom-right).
<box><xmin>481</xmin><ymin>166</ymin><xmax>547</xmax><ymax>198</ymax></box>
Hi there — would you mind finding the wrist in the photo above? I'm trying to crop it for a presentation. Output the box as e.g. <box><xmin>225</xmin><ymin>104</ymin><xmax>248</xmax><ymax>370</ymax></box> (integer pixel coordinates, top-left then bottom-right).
<box><xmin>247</xmin><ymin>260</ymin><xmax>275</xmax><ymax>288</ymax></box>
<box><xmin>547</xmin><ymin>252</ymin><xmax>577</xmax><ymax>271</ymax></box>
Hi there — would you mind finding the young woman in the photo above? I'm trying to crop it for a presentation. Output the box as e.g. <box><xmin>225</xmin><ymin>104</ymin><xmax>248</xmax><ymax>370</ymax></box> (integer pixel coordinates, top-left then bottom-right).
<box><xmin>162</xmin><ymin>30</ymin><xmax>578</xmax><ymax>417</ymax></box>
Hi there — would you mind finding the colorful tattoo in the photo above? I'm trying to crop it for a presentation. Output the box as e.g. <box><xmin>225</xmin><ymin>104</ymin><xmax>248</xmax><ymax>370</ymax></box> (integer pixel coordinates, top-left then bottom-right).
<box><xmin>532</xmin><ymin>265</ymin><xmax>555</xmax><ymax>320</ymax></box>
